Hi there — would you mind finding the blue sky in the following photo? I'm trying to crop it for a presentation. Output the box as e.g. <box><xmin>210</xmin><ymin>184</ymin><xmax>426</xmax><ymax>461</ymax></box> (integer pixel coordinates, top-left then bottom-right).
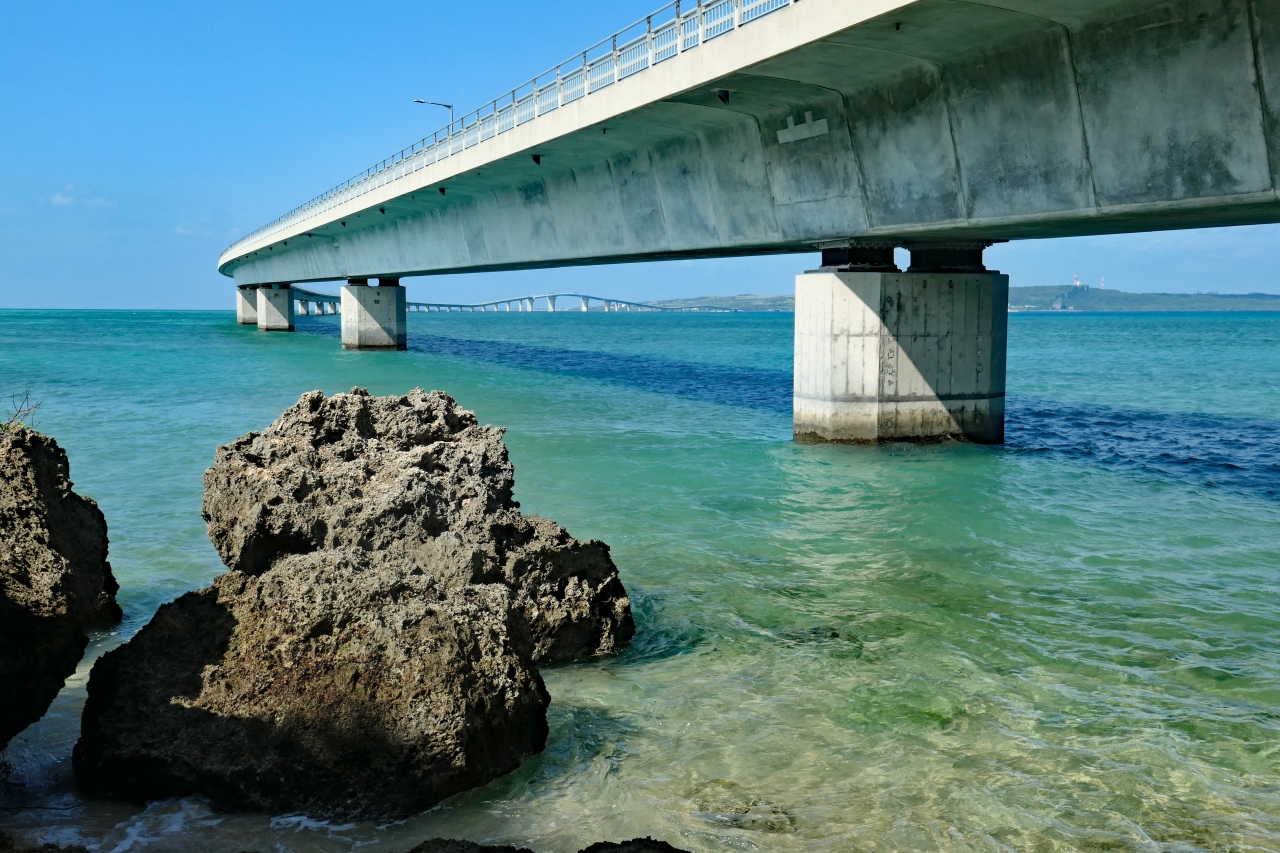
<box><xmin>4</xmin><ymin>0</ymin><xmax>1280</xmax><ymax>309</ymax></box>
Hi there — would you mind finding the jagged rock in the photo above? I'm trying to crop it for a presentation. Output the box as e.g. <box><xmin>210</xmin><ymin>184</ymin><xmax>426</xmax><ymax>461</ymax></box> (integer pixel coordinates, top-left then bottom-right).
<box><xmin>0</xmin><ymin>427</ymin><xmax>120</xmax><ymax>751</ymax></box>
<box><xmin>73</xmin><ymin>547</ymin><xmax>549</xmax><ymax>819</ymax></box>
<box><xmin>200</xmin><ymin>388</ymin><xmax>633</xmax><ymax>663</ymax></box>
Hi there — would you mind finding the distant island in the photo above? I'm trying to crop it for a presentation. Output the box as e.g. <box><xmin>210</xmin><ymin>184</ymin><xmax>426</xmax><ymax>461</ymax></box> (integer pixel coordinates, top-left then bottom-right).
<box><xmin>652</xmin><ymin>287</ymin><xmax>1280</xmax><ymax>313</ymax></box>
<box><xmin>1008</xmin><ymin>285</ymin><xmax>1280</xmax><ymax>311</ymax></box>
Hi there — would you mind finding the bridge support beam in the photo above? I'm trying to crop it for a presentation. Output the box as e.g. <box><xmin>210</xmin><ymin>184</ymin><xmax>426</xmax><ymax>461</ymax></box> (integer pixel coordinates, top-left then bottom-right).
<box><xmin>341</xmin><ymin>277</ymin><xmax>406</xmax><ymax>351</ymax></box>
<box><xmin>256</xmin><ymin>284</ymin><xmax>294</xmax><ymax>332</ymax></box>
<box><xmin>793</xmin><ymin>243</ymin><xmax>1007</xmax><ymax>444</ymax></box>
<box><xmin>236</xmin><ymin>286</ymin><xmax>258</xmax><ymax>325</ymax></box>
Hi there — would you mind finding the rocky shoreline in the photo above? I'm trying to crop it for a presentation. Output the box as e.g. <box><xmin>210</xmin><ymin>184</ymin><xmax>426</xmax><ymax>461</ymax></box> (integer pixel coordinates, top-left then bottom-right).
<box><xmin>0</xmin><ymin>390</ymin><xmax>681</xmax><ymax>848</ymax></box>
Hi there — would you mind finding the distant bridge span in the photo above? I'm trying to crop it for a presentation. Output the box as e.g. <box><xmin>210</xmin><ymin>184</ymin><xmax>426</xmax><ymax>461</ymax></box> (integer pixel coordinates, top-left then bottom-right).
<box><xmin>286</xmin><ymin>288</ymin><xmax>734</xmax><ymax>314</ymax></box>
<box><xmin>226</xmin><ymin>0</ymin><xmax>1280</xmax><ymax>444</ymax></box>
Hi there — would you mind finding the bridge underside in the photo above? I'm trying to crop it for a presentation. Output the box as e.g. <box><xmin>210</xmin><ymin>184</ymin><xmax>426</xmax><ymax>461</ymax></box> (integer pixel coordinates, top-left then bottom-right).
<box><xmin>221</xmin><ymin>0</ymin><xmax>1280</xmax><ymax>444</ymax></box>
<box><xmin>223</xmin><ymin>0</ymin><xmax>1280</xmax><ymax>285</ymax></box>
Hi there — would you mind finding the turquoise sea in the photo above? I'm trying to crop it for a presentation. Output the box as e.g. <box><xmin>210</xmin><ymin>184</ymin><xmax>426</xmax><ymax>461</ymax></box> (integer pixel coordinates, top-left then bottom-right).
<box><xmin>2</xmin><ymin>308</ymin><xmax>1279</xmax><ymax>853</ymax></box>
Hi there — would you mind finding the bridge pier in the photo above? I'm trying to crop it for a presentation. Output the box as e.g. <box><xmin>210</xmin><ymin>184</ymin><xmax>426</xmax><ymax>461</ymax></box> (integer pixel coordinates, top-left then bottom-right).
<box><xmin>793</xmin><ymin>242</ymin><xmax>1007</xmax><ymax>444</ymax></box>
<box><xmin>341</xmin><ymin>277</ymin><xmax>406</xmax><ymax>351</ymax></box>
<box><xmin>236</xmin><ymin>286</ymin><xmax>258</xmax><ymax>325</ymax></box>
<box><xmin>256</xmin><ymin>284</ymin><xmax>294</xmax><ymax>332</ymax></box>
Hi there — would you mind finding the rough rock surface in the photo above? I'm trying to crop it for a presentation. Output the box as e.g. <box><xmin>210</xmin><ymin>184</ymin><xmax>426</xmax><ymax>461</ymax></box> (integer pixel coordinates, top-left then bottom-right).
<box><xmin>0</xmin><ymin>829</ymin><xmax>91</xmax><ymax>852</ymax></box>
<box><xmin>0</xmin><ymin>427</ymin><xmax>121</xmax><ymax>750</ymax></box>
<box><xmin>73</xmin><ymin>548</ymin><xmax>549</xmax><ymax>818</ymax></box>
<box><xmin>201</xmin><ymin>388</ymin><xmax>633</xmax><ymax>663</ymax></box>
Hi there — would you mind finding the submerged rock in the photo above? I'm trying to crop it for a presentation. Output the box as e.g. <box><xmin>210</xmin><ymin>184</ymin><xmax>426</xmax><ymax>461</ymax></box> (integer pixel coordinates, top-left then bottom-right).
<box><xmin>201</xmin><ymin>388</ymin><xmax>633</xmax><ymax>663</ymax></box>
<box><xmin>0</xmin><ymin>427</ymin><xmax>120</xmax><ymax>751</ymax></box>
<box><xmin>74</xmin><ymin>548</ymin><xmax>549</xmax><ymax>818</ymax></box>
<box><xmin>74</xmin><ymin>388</ymin><xmax>633</xmax><ymax>818</ymax></box>
<box><xmin>405</xmin><ymin>840</ymin><xmax>688</xmax><ymax>853</ymax></box>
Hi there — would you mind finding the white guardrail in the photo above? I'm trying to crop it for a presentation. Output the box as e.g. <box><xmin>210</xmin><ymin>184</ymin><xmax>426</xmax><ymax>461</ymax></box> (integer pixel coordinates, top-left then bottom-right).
<box><xmin>224</xmin><ymin>0</ymin><xmax>799</xmax><ymax>259</ymax></box>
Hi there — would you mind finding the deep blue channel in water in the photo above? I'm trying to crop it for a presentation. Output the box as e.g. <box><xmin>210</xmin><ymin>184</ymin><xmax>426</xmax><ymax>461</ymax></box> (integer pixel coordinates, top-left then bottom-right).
<box><xmin>1</xmin><ymin>309</ymin><xmax>1279</xmax><ymax>852</ymax></box>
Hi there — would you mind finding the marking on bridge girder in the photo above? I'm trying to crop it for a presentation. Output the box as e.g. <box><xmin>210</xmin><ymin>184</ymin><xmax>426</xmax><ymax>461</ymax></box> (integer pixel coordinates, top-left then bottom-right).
<box><xmin>777</xmin><ymin>111</ymin><xmax>829</xmax><ymax>145</ymax></box>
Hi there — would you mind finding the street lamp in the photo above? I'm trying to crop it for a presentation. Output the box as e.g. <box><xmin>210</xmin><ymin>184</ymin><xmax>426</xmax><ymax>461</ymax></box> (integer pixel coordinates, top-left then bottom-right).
<box><xmin>413</xmin><ymin>100</ymin><xmax>454</xmax><ymax>130</ymax></box>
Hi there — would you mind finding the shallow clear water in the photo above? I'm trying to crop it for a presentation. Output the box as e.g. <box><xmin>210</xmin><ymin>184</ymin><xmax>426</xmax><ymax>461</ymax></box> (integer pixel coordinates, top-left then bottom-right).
<box><xmin>2</xmin><ymin>309</ymin><xmax>1279</xmax><ymax>853</ymax></box>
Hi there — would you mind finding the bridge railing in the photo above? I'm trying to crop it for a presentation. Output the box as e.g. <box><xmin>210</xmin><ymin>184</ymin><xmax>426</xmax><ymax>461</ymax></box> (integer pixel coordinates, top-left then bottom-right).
<box><xmin>224</xmin><ymin>0</ymin><xmax>801</xmax><ymax>260</ymax></box>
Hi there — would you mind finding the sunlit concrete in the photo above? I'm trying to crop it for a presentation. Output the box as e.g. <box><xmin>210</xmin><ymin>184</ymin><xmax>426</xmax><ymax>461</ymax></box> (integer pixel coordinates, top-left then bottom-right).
<box><xmin>256</xmin><ymin>285</ymin><xmax>294</xmax><ymax>332</ymax></box>
<box><xmin>794</xmin><ymin>245</ymin><xmax>1008</xmax><ymax>443</ymax></box>
<box><xmin>341</xmin><ymin>279</ymin><xmax>406</xmax><ymax>350</ymax></box>
<box><xmin>236</xmin><ymin>287</ymin><xmax>258</xmax><ymax>325</ymax></box>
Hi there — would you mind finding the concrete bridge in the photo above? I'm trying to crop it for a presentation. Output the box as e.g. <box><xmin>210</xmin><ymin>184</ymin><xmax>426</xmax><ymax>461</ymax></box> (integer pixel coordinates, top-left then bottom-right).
<box><xmin>240</xmin><ymin>287</ymin><xmax>729</xmax><ymax>329</ymax></box>
<box><xmin>220</xmin><ymin>0</ymin><xmax>1280</xmax><ymax>443</ymax></box>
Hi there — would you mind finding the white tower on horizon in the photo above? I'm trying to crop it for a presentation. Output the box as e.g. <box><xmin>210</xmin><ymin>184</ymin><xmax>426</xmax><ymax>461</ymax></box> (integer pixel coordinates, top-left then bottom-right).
<box><xmin>1100</xmin><ymin>276</ymin><xmax>1106</xmax><ymax>289</ymax></box>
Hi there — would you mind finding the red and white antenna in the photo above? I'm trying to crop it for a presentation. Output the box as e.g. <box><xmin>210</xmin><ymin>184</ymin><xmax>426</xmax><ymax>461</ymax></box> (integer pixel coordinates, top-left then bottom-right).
<box><xmin>1100</xmin><ymin>276</ymin><xmax>1106</xmax><ymax>289</ymax></box>
<box><xmin>1073</xmin><ymin>271</ymin><xmax>1080</xmax><ymax>287</ymax></box>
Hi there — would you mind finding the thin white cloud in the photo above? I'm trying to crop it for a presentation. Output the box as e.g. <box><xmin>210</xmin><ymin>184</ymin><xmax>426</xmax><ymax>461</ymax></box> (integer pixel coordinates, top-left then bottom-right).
<box><xmin>48</xmin><ymin>183</ymin><xmax>110</xmax><ymax>207</ymax></box>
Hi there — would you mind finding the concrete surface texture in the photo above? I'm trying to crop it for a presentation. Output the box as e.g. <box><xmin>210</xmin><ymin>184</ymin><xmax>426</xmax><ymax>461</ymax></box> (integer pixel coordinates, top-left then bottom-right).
<box><xmin>793</xmin><ymin>268</ymin><xmax>1008</xmax><ymax>443</ymax></box>
<box><xmin>235</xmin><ymin>287</ymin><xmax>258</xmax><ymax>325</ymax></box>
<box><xmin>341</xmin><ymin>282</ymin><xmax>407</xmax><ymax>350</ymax></box>
<box><xmin>219</xmin><ymin>0</ymin><xmax>1280</xmax><ymax>286</ymax></box>
<box><xmin>256</xmin><ymin>285</ymin><xmax>295</xmax><ymax>332</ymax></box>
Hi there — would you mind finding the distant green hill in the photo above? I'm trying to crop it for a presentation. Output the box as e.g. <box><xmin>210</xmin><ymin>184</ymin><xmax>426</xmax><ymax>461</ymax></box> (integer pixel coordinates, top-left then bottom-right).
<box><xmin>652</xmin><ymin>288</ymin><xmax>1280</xmax><ymax>313</ymax></box>
<box><xmin>1009</xmin><ymin>285</ymin><xmax>1280</xmax><ymax>311</ymax></box>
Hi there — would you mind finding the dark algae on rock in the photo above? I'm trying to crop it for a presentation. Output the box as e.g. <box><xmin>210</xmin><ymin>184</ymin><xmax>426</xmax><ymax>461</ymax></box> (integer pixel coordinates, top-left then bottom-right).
<box><xmin>0</xmin><ymin>426</ymin><xmax>120</xmax><ymax>751</ymax></box>
<box><xmin>73</xmin><ymin>389</ymin><xmax>634</xmax><ymax>819</ymax></box>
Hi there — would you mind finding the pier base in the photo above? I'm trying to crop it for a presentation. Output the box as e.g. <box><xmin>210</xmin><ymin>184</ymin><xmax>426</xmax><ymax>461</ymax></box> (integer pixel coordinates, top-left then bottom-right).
<box><xmin>236</xmin><ymin>286</ymin><xmax>258</xmax><ymax>325</ymax></box>
<box><xmin>794</xmin><ymin>245</ymin><xmax>1007</xmax><ymax>444</ymax></box>
<box><xmin>341</xmin><ymin>278</ymin><xmax>406</xmax><ymax>350</ymax></box>
<box><xmin>256</xmin><ymin>284</ymin><xmax>294</xmax><ymax>332</ymax></box>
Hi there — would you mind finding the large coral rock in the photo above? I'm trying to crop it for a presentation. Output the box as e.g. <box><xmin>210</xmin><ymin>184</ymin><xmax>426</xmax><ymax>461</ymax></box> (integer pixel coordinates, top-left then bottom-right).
<box><xmin>73</xmin><ymin>389</ymin><xmax>633</xmax><ymax>819</ymax></box>
<box><xmin>73</xmin><ymin>548</ymin><xmax>549</xmax><ymax>818</ymax></box>
<box><xmin>201</xmin><ymin>388</ymin><xmax>633</xmax><ymax>663</ymax></box>
<box><xmin>0</xmin><ymin>427</ymin><xmax>120</xmax><ymax>750</ymax></box>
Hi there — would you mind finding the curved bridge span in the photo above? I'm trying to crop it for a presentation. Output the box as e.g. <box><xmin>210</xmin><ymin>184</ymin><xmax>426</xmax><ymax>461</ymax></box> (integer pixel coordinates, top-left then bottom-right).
<box><xmin>282</xmin><ymin>288</ymin><xmax>735</xmax><ymax>314</ymax></box>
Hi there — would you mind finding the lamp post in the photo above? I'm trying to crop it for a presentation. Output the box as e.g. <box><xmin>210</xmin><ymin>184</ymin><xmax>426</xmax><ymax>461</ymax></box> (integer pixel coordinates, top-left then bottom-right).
<box><xmin>413</xmin><ymin>100</ymin><xmax>454</xmax><ymax>131</ymax></box>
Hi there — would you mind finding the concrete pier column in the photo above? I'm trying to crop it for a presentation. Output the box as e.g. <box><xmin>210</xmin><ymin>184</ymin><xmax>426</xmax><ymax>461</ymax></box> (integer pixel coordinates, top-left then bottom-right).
<box><xmin>525</xmin><ymin>298</ymin><xmax>535</xmax><ymax>312</ymax></box>
<box><xmin>580</xmin><ymin>296</ymin><xmax>590</xmax><ymax>311</ymax></box>
<box><xmin>340</xmin><ymin>277</ymin><xmax>406</xmax><ymax>350</ymax></box>
<box><xmin>236</xmin><ymin>286</ymin><xmax>258</xmax><ymax>325</ymax></box>
<box><xmin>546</xmin><ymin>296</ymin><xmax>557</xmax><ymax>312</ymax></box>
<box><xmin>256</xmin><ymin>284</ymin><xmax>295</xmax><ymax>331</ymax></box>
<box><xmin>793</xmin><ymin>241</ymin><xmax>1007</xmax><ymax>444</ymax></box>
